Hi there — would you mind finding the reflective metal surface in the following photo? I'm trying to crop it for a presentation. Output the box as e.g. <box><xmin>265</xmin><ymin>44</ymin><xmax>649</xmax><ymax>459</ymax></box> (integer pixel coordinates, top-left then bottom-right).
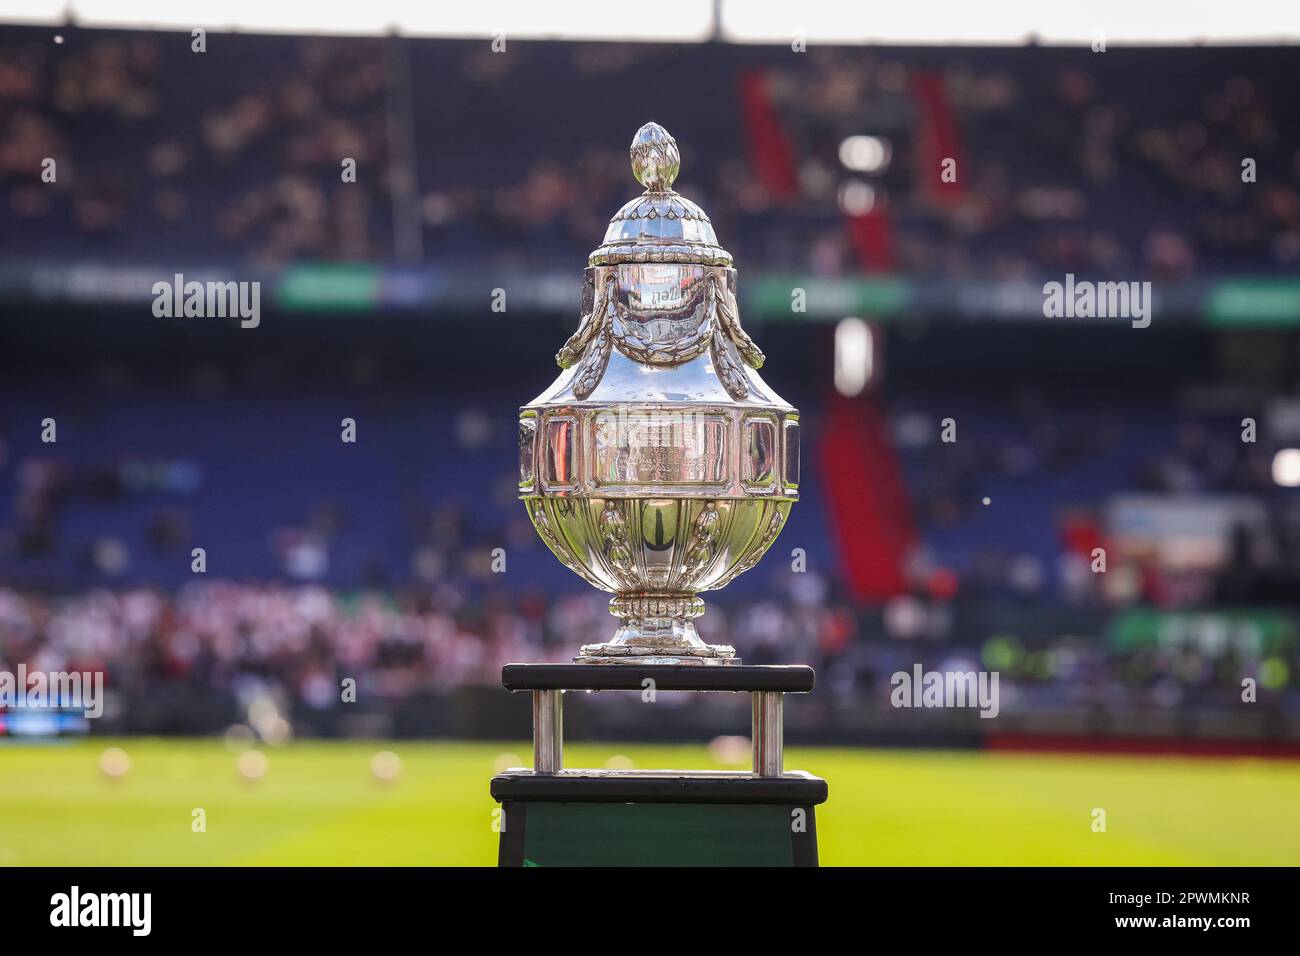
<box><xmin>752</xmin><ymin>691</ymin><xmax>784</xmax><ymax>776</ymax></box>
<box><xmin>532</xmin><ymin>689</ymin><xmax>562</xmax><ymax>774</ymax></box>
<box><xmin>519</xmin><ymin>122</ymin><xmax>799</xmax><ymax>664</ymax></box>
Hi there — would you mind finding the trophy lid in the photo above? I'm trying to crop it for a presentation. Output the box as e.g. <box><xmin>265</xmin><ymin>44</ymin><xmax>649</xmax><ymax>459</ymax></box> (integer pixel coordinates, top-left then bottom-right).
<box><xmin>588</xmin><ymin>122</ymin><xmax>733</xmax><ymax>268</ymax></box>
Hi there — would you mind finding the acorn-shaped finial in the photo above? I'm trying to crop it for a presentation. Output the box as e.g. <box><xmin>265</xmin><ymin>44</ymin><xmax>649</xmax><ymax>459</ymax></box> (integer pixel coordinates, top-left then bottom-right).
<box><xmin>630</xmin><ymin>122</ymin><xmax>680</xmax><ymax>192</ymax></box>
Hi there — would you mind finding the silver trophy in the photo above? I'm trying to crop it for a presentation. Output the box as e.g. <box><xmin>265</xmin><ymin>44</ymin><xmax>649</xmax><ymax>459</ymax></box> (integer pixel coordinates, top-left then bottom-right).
<box><xmin>519</xmin><ymin>122</ymin><xmax>798</xmax><ymax>665</ymax></box>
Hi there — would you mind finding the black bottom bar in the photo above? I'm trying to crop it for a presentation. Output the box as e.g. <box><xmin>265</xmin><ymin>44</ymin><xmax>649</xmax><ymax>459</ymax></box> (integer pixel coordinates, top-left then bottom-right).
<box><xmin>0</xmin><ymin>868</ymin><xmax>1286</xmax><ymax>939</ymax></box>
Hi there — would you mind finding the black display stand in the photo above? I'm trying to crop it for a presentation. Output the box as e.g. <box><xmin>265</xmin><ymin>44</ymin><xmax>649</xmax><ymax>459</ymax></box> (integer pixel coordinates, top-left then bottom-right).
<box><xmin>490</xmin><ymin>663</ymin><xmax>827</xmax><ymax>867</ymax></box>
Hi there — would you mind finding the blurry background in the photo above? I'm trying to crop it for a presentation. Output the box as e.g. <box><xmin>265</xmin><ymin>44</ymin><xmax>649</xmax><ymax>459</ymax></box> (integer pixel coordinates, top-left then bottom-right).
<box><xmin>1</xmin><ymin>2</ymin><xmax>1299</xmax><ymax>865</ymax></box>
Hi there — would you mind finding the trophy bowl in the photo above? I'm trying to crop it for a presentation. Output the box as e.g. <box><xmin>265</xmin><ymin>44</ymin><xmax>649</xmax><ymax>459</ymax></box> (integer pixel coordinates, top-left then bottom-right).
<box><xmin>519</xmin><ymin>123</ymin><xmax>799</xmax><ymax>665</ymax></box>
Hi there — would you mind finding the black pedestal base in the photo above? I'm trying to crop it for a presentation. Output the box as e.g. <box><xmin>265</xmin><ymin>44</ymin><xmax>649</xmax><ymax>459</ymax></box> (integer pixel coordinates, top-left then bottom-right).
<box><xmin>491</xmin><ymin>662</ymin><xmax>827</xmax><ymax>867</ymax></box>
<box><xmin>491</xmin><ymin>769</ymin><xmax>826</xmax><ymax>867</ymax></box>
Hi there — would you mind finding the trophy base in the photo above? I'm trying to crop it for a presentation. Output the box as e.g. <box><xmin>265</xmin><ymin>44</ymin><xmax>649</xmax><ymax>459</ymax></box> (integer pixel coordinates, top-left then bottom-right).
<box><xmin>575</xmin><ymin>648</ymin><xmax>738</xmax><ymax>665</ymax></box>
<box><xmin>579</xmin><ymin>597</ymin><xmax>738</xmax><ymax>664</ymax></box>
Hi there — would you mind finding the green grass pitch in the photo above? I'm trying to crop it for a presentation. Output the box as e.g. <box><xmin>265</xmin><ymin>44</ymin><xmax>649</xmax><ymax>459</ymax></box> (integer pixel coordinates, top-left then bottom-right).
<box><xmin>0</xmin><ymin>739</ymin><xmax>1296</xmax><ymax>865</ymax></box>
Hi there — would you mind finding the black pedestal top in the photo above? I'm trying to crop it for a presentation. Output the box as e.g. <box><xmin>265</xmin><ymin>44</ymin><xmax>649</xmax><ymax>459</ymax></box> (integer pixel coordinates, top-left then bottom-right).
<box><xmin>500</xmin><ymin>662</ymin><xmax>815</xmax><ymax>693</ymax></box>
<box><xmin>491</xmin><ymin>768</ymin><xmax>828</xmax><ymax>804</ymax></box>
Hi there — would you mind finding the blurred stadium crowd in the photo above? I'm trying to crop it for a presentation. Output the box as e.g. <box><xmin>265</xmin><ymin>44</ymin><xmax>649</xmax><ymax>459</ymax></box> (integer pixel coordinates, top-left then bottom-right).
<box><xmin>1</xmin><ymin>355</ymin><xmax>1296</xmax><ymax>736</ymax></box>
<box><xmin>2</xmin><ymin>30</ymin><xmax>1299</xmax><ymax>275</ymax></box>
<box><xmin>2</xmin><ymin>27</ymin><xmax>1300</xmax><ymax>741</ymax></box>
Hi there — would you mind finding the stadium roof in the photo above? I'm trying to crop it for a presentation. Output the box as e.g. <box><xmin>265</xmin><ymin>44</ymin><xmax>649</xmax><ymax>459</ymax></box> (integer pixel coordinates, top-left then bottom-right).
<box><xmin>2</xmin><ymin>0</ymin><xmax>1298</xmax><ymax>44</ymax></box>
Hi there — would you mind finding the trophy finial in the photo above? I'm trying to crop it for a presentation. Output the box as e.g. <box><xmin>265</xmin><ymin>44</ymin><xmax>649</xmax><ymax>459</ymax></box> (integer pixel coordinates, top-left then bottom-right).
<box><xmin>630</xmin><ymin>122</ymin><xmax>680</xmax><ymax>192</ymax></box>
<box><xmin>590</xmin><ymin>121</ymin><xmax>729</xmax><ymax>266</ymax></box>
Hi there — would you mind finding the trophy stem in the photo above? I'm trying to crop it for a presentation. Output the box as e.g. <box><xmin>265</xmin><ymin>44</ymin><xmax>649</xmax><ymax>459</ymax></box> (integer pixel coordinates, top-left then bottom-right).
<box><xmin>575</xmin><ymin>592</ymin><xmax>738</xmax><ymax>665</ymax></box>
